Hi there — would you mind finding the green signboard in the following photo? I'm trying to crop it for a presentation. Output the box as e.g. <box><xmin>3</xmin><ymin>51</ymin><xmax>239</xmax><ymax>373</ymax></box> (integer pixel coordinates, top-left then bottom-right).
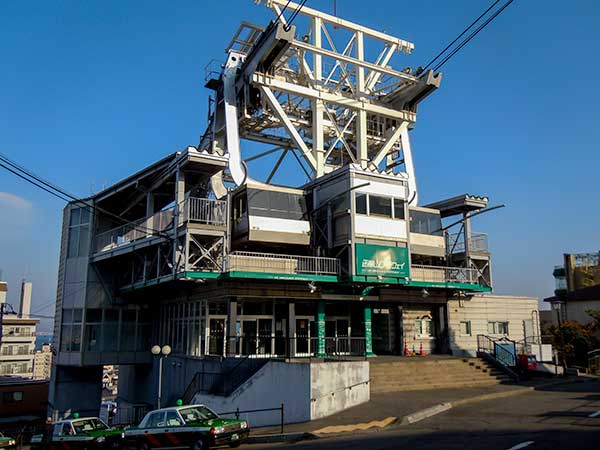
<box><xmin>355</xmin><ymin>243</ymin><xmax>409</xmax><ymax>278</ymax></box>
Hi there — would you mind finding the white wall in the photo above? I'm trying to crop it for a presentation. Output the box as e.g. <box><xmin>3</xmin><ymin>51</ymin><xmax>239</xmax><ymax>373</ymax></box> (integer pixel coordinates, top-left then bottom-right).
<box><xmin>448</xmin><ymin>294</ymin><xmax>540</xmax><ymax>357</ymax></box>
<box><xmin>354</xmin><ymin>215</ymin><xmax>407</xmax><ymax>240</ymax></box>
<box><xmin>310</xmin><ymin>361</ymin><xmax>369</xmax><ymax>420</ymax></box>
<box><xmin>192</xmin><ymin>361</ymin><xmax>370</xmax><ymax>427</ymax></box>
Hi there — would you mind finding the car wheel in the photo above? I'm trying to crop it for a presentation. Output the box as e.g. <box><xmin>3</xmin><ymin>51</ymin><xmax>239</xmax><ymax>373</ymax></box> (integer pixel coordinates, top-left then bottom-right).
<box><xmin>192</xmin><ymin>438</ymin><xmax>210</xmax><ymax>450</ymax></box>
<box><xmin>139</xmin><ymin>442</ymin><xmax>150</xmax><ymax>450</ymax></box>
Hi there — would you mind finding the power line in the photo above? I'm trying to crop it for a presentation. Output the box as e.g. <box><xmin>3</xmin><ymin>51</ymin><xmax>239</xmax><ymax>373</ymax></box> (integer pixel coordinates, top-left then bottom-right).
<box><xmin>432</xmin><ymin>0</ymin><xmax>516</xmax><ymax>72</ymax></box>
<box><xmin>0</xmin><ymin>153</ymin><xmax>169</xmax><ymax>238</ymax></box>
<box><xmin>0</xmin><ymin>161</ymin><xmax>71</xmax><ymax>203</ymax></box>
<box><xmin>423</xmin><ymin>0</ymin><xmax>502</xmax><ymax>72</ymax></box>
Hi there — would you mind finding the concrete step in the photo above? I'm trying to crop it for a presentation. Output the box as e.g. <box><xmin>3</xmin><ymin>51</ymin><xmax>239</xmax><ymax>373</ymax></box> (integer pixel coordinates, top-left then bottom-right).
<box><xmin>372</xmin><ymin>378</ymin><xmax>512</xmax><ymax>393</ymax></box>
<box><xmin>369</xmin><ymin>357</ymin><xmax>513</xmax><ymax>393</ymax></box>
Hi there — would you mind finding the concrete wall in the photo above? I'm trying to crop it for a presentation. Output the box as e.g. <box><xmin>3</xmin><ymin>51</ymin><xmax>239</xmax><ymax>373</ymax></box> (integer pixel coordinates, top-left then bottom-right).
<box><xmin>447</xmin><ymin>294</ymin><xmax>539</xmax><ymax>357</ymax></box>
<box><xmin>192</xmin><ymin>360</ymin><xmax>369</xmax><ymax>427</ymax></box>
<box><xmin>310</xmin><ymin>361</ymin><xmax>369</xmax><ymax>420</ymax></box>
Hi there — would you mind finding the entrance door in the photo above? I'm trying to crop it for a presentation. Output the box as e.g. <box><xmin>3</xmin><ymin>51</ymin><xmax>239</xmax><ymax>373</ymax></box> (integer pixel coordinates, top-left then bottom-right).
<box><xmin>296</xmin><ymin>318</ymin><xmax>311</xmax><ymax>355</ymax></box>
<box><xmin>325</xmin><ymin>319</ymin><xmax>350</xmax><ymax>354</ymax></box>
<box><xmin>208</xmin><ymin>318</ymin><xmax>225</xmax><ymax>356</ymax></box>
<box><xmin>242</xmin><ymin>320</ymin><xmax>257</xmax><ymax>355</ymax></box>
<box><xmin>257</xmin><ymin>319</ymin><xmax>272</xmax><ymax>355</ymax></box>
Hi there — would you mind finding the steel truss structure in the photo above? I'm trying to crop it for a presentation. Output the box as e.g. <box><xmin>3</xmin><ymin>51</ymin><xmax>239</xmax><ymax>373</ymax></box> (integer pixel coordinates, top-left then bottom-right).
<box><xmin>201</xmin><ymin>0</ymin><xmax>442</xmax><ymax>205</ymax></box>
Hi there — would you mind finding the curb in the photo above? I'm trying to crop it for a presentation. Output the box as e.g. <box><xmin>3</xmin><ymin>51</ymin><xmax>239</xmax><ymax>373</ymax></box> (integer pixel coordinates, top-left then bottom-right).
<box><xmin>401</xmin><ymin>403</ymin><xmax>452</xmax><ymax>425</ymax></box>
<box><xmin>246</xmin><ymin>432</ymin><xmax>317</xmax><ymax>444</ymax></box>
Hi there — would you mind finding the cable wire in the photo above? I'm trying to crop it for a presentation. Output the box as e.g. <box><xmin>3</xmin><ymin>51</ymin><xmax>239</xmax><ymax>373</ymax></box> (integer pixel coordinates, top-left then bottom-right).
<box><xmin>422</xmin><ymin>0</ymin><xmax>502</xmax><ymax>72</ymax></box>
<box><xmin>284</xmin><ymin>0</ymin><xmax>309</xmax><ymax>31</ymax></box>
<box><xmin>0</xmin><ymin>153</ymin><xmax>169</xmax><ymax>238</ymax></box>
<box><xmin>432</xmin><ymin>0</ymin><xmax>515</xmax><ymax>72</ymax></box>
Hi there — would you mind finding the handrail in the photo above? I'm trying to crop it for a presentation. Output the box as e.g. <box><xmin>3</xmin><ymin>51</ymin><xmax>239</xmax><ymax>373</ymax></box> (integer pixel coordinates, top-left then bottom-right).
<box><xmin>224</xmin><ymin>251</ymin><xmax>340</xmax><ymax>276</ymax></box>
<box><xmin>411</xmin><ymin>264</ymin><xmax>478</xmax><ymax>284</ymax></box>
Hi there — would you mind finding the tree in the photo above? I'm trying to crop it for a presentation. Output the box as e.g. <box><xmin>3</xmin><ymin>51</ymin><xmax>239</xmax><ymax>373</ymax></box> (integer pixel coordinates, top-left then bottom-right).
<box><xmin>548</xmin><ymin>320</ymin><xmax>598</xmax><ymax>368</ymax></box>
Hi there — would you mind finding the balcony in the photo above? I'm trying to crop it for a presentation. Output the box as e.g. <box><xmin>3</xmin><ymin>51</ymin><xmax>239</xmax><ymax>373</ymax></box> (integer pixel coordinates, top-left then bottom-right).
<box><xmin>222</xmin><ymin>251</ymin><xmax>340</xmax><ymax>281</ymax></box>
<box><xmin>447</xmin><ymin>232</ymin><xmax>489</xmax><ymax>254</ymax></box>
<box><xmin>411</xmin><ymin>264</ymin><xmax>479</xmax><ymax>285</ymax></box>
<box><xmin>93</xmin><ymin>197</ymin><xmax>226</xmax><ymax>254</ymax></box>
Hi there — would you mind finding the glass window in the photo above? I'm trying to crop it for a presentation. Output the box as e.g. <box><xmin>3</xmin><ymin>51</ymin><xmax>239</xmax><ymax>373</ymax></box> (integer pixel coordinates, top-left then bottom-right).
<box><xmin>415</xmin><ymin>317</ymin><xmax>433</xmax><ymax>337</ymax></box>
<box><xmin>393</xmin><ymin>199</ymin><xmax>405</xmax><ymax>220</ymax></box>
<box><xmin>71</xmin><ymin>325</ymin><xmax>81</xmax><ymax>352</ymax></box>
<box><xmin>86</xmin><ymin>309</ymin><xmax>102</xmax><ymax>323</ymax></box>
<box><xmin>60</xmin><ymin>325</ymin><xmax>72</xmax><ymax>352</ymax></box>
<box><xmin>84</xmin><ymin>324</ymin><xmax>100</xmax><ymax>352</ymax></box>
<box><xmin>459</xmin><ymin>321</ymin><xmax>472</xmax><ymax>336</ymax></box>
<box><xmin>67</xmin><ymin>227</ymin><xmax>80</xmax><ymax>258</ymax></box>
<box><xmin>145</xmin><ymin>412</ymin><xmax>165</xmax><ymax>428</ymax></box>
<box><xmin>165</xmin><ymin>411</ymin><xmax>184</xmax><ymax>427</ymax></box>
<box><xmin>410</xmin><ymin>210</ymin><xmax>442</xmax><ymax>236</ymax></box>
<box><xmin>69</xmin><ymin>208</ymin><xmax>81</xmax><ymax>226</ymax></box>
<box><xmin>179</xmin><ymin>406</ymin><xmax>218</xmax><ymax>424</ymax></box>
<box><xmin>355</xmin><ymin>193</ymin><xmax>367</xmax><ymax>214</ymax></box>
<box><xmin>488</xmin><ymin>321</ymin><xmax>509</xmax><ymax>335</ymax></box>
<box><xmin>369</xmin><ymin>195</ymin><xmax>392</xmax><ymax>218</ymax></box>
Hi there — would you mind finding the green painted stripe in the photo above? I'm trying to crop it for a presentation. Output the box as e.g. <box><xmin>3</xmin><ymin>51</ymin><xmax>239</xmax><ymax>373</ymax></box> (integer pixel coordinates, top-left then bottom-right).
<box><xmin>224</xmin><ymin>271</ymin><xmax>339</xmax><ymax>283</ymax></box>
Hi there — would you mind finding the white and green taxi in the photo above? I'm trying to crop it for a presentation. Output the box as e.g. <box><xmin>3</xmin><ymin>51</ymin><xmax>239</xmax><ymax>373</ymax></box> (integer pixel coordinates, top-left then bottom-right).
<box><xmin>30</xmin><ymin>417</ymin><xmax>123</xmax><ymax>450</ymax></box>
<box><xmin>123</xmin><ymin>404</ymin><xmax>249</xmax><ymax>449</ymax></box>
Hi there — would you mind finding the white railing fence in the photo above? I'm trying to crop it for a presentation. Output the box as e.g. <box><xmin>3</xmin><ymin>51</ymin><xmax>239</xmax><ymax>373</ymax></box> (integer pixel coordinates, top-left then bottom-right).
<box><xmin>411</xmin><ymin>264</ymin><xmax>478</xmax><ymax>284</ymax></box>
<box><xmin>224</xmin><ymin>251</ymin><xmax>339</xmax><ymax>276</ymax></box>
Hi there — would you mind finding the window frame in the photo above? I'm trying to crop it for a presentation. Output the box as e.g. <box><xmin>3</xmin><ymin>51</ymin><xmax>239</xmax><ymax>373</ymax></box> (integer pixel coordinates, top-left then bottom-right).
<box><xmin>354</xmin><ymin>192</ymin><xmax>405</xmax><ymax>220</ymax></box>
<box><xmin>415</xmin><ymin>316</ymin><xmax>434</xmax><ymax>339</ymax></box>
<box><xmin>459</xmin><ymin>321</ymin><xmax>472</xmax><ymax>337</ymax></box>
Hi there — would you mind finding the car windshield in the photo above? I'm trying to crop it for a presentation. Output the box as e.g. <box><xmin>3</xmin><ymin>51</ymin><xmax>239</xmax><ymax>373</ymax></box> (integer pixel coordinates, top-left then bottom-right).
<box><xmin>72</xmin><ymin>418</ymin><xmax>109</xmax><ymax>434</ymax></box>
<box><xmin>179</xmin><ymin>406</ymin><xmax>218</xmax><ymax>424</ymax></box>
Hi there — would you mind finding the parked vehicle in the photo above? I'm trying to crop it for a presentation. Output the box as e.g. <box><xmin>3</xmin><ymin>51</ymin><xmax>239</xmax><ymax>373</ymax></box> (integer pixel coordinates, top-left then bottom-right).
<box><xmin>123</xmin><ymin>404</ymin><xmax>250</xmax><ymax>449</ymax></box>
<box><xmin>0</xmin><ymin>433</ymin><xmax>16</xmax><ymax>449</ymax></box>
<box><xmin>30</xmin><ymin>417</ymin><xmax>123</xmax><ymax>450</ymax></box>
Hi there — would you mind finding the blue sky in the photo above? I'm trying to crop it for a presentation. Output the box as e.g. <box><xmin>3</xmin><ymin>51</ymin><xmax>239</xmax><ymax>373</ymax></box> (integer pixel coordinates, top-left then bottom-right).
<box><xmin>1</xmin><ymin>0</ymin><xmax>599</xmax><ymax>331</ymax></box>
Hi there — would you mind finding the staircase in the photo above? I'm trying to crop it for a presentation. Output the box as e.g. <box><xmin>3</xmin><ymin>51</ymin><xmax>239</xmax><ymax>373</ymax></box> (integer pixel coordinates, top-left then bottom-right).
<box><xmin>370</xmin><ymin>357</ymin><xmax>514</xmax><ymax>393</ymax></box>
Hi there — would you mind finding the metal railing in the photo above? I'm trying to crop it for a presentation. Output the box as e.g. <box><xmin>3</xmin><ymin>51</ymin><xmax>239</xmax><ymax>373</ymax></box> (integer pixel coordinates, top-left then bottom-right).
<box><xmin>204</xmin><ymin>336</ymin><xmax>368</xmax><ymax>361</ymax></box>
<box><xmin>219</xmin><ymin>405</ymin><xmax>285</xmax><ymax>434</ymax></box>
<box><xmin>477</xmin><ymin>334</ymin><xmax>517</xmax><ymax>367</ymax></box>
<box><xmin>224</xmin><ymin>251</ymin><xmax>339</xmax><ymax>276</ymax></box>
<box><xmin>411</xmin><ymin>264</ymin><xmax>478</xmax><ymax>284</ymax></box>
<box><xmin>447</xmin><ymin>232</ymin><xmax>489</xmax><ymax>254</ymax></box>
<box><xmin>185</xmin><ymin>197</ymin><xmax>227</xmax><ymax>226</ymax></box>
<box><xmin>93</xmin><ymin>197</ymin><xmax>226</xmax><ymax>254</ymax></box>
<box><xmin>93</xmin><ymin>207</ymin><xmax>175</xmax><ymax>253</ymax></box>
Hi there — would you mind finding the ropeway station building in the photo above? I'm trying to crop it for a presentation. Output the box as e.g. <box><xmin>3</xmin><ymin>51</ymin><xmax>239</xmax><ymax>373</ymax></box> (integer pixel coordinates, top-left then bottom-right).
<box><xmin>50</xmin><ymin>1</ymin><xmax>541</xmax><ymax>425</ymax></box>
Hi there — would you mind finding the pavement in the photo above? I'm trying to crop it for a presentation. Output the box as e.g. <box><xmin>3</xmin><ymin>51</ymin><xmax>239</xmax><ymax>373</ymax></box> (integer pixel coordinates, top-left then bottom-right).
<box><xmin>245</xmin><ymin>377</ymin><xmax>600</xmax><ymax>449</ymax></box>
<box><xmin>248</xmin><ymin>376</ymin><xmax>584</xmax><ymax>442</ymax></box>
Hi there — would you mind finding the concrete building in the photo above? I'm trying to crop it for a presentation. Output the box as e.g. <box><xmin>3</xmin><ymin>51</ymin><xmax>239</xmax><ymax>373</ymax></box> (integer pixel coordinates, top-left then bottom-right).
<box><xmin>545</xmin><ymin>252</ymin><xmax>600</xmax><ymax>330</ymax></box>
<box><xmin>1</xmin><ymin>280</ymin><xmax>38</xmax><ymax>379</ymax></box>
<box><xmin>49</xmin><ymin>1</ymin><xmax>542</xmax><ymax>424</ymax></box>
<box><xmin>33</xmin><ymin>343</ymin><xmax>53</xmax><ymax>380</ymax></box>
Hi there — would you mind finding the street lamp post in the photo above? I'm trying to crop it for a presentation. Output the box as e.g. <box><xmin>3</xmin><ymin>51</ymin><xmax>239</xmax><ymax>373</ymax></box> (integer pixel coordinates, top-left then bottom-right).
<box><xmin>552</xmin><ymin>302</ymin><xmax>567</xmax><ymax>374</ymax></box>
<box><xmin>151</xmin><ymin>345</ymin><xmax>172</xmax><ymax>409</ymax></box>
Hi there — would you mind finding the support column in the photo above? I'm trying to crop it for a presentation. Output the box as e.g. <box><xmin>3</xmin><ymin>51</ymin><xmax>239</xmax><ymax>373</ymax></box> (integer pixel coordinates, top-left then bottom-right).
<box><xmin>316</xmin><ymin>301</ymin><xmax>326</xmax><ymax>358</ymax></box>
<box><xmin>226</xmin><ymin>298</ymin><xmax>237</xmax><ymax>357</ymax></box>
<box><xmin>145</xmin><ymin>193</ymin><xmax>154</xmax><ymax>237</ymax></box>
<box><xmin>463</xmin><ymin>213</ymin><xmax>472</xmax><ymax>271</ymax></box>
<box><xmin>287</xmin><ymin>302</ymin><xmax>296</xmax><ymax>358</ymax></box>
<box><xmin>173</xmin><ymin>169</ymin><xmax>186</xmax><ymax>275</ymax></box>
<box><xmin>363</xmin><ymin>305</ymin><xmax>374</xmax><ymax>357</ymax></box>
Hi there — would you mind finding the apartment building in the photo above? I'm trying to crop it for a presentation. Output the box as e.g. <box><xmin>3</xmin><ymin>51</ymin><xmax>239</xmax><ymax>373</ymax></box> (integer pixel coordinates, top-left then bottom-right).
<box><xmin>0</xmin><ymin>281</ymin><xmax>38</xmax><ymax>379</ymax></box>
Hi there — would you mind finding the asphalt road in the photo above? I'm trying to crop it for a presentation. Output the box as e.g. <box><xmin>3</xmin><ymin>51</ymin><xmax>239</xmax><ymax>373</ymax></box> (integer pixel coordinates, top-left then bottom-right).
<box><xmin>245</xmin><ymin>378</ymin><xmax>600</xmax><ymax>450</ymax></box>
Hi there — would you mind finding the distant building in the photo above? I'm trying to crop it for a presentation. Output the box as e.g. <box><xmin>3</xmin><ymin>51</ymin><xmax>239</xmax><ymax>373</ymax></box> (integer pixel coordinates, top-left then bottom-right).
<box><xmin>0</xmin><ymin>280</ymin><xmax>38</xmax><ymax>378</ymax></box>
<box><xmin>0</xmin><ymin>378</ymin><xmax>49</xmax><ymax>428</ymax></box>
<box><xmin>33</xmin><ymin>343</ymin><xmax>53</xmax><ymax>380</ymax></box>
<box><xmin>545</xmin><ymin>252</ymin><xmax>600</xmax><ymax>330</ymax></box>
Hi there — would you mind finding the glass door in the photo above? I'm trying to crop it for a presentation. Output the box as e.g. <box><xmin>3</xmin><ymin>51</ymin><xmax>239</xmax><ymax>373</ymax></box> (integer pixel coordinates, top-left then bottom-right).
<box><xmin>258</xmin><ymin>319</ymin><xmax>272</xmax><ymax>355</ymax></box>
<box><xmin>242</xmin><ymin>320</ymin><xmax>257</xmax><ymax>355</ymax></box>
<box><xmin>296</xmin><ymin>318</ymin><xmax>310</xmax><ymax>355</ymax></box>
<box><xmin>208</xmin><ymin>318</ymin><xmax>225</xmax><ymax>356</ymax></box>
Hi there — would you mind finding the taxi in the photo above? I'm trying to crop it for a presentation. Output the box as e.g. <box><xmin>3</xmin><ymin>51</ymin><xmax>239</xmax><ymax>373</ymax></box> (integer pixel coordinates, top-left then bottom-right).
<box><xmin>0</xmin><ymin>433</ymin><xmax>16</xmax><ymax>449</ymax></box>
<box><xmin>123</xmin><ymin>404</ymin><xmax>250</xmax><ymax>450</ymax></box>
<box><xmin>30</xmin><ymin>416</ymin><xmax>123</xmax><ymax>450</ymax></box>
